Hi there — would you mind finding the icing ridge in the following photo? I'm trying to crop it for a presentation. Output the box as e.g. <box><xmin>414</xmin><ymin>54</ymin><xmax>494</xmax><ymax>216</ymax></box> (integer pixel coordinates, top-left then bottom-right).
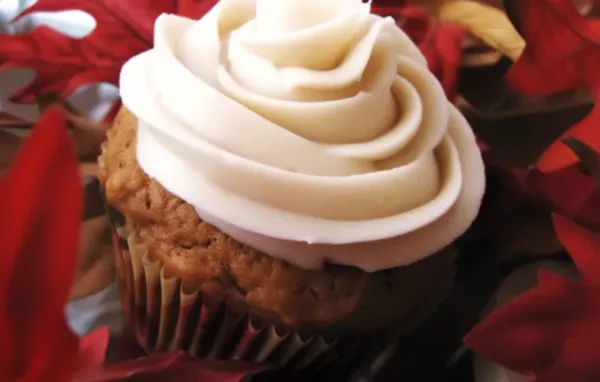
<box><xmin>120</xmin><ymin>0</ymin><xmax>486</xmax><ymax>271</ymax></box>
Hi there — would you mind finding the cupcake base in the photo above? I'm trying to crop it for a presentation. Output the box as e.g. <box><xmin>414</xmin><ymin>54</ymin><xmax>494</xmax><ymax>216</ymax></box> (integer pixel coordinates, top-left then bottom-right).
<box><xmin>101</xmin><ymin>106</ymin><xmax>460</xmax><ymax>380</ymax></box>
<box><xmin>108</xmin><ymin>208</ymin><xmax>394</xmax><ymax>380</ymax></box>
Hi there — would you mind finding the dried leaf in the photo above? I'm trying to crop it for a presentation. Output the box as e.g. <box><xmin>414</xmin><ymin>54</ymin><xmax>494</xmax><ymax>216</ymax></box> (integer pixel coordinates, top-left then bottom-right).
<box><xmin>438</xmin><ymin>0</ymin><xmax>525</xmax><ymax>60</ymax></box>
<box><xmin>0</xmin><ymin>111</ymin><xmax>31</xmax><ymax>128</ymax></box>
<box><xmin>81</xmin><ymin>175</ymin><xmax>105</xmax><ymax>220</ymax></box>
<box><xmin>553</xmin><ymin>213</ymin><xmax>600</xmax><ymax>284</ymax></box>
<box><xmin>0</xmin><ymin>0</ymin><xmax>217</xmax><ymax>103</ymax></box>
<box><xmin>562</xmin><ymin>136</ymin><xmax>600</xmax><ymax>182</ymax></box>
<box><xmin>77</xmin><ymin>327</ymin><xmax>110</xmax><ymax>374</ymax></box>
<box><xmin>465</xmin><ymin>215</ymin><xmax>600</xmax><ymax>382</ymax></box>
<box><xmin>77</xmin><ymin>352</ymin><xmax>270</xmax><ymax>382</ymax></box>
<box><xmin>524</xmin><ymin>137</ymin><xmax>600</xmax><ymax>233</ymax></box>
<box><xmin>0</xmin><ymin>106</ymin><xmax>81</xmax><ymax>382</ymax></box>
<box><xmin>2</xmin><ymin>92</ymin><xmax>107</xmax><ymax>223</ymax></box>
<box><xmin>0</xmin><ymin>130</ymin><xmax>22</xmax><ymax>175</ymax></box>
<box><xmin>465</xmin><ymin>269</ymin><xmax>600</xmax><ymax>382</ymax></box>
<box><xmin>505</xmin><ymin>0</ymin><xmax>600</xmax><ymax>172</ymax></box>
<box><xmin>68</xmin><ymin>113</ymin><xmax>109</xmax><ymax>160</ymax></box>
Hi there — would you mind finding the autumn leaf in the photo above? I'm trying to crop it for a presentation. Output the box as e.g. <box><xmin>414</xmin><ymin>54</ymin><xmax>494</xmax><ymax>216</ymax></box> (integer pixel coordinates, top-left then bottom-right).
<box><xmin>77</xmin><ymin>352</ymin><xmax>270</xmax><ymax>382</ymax></box>
<box><xmin>437</xmin><ymin>0</ymin><xmax>525</xmax><ymax>61</ymax></box>
<box><xmin>506</xmin><ymin>0</ymin><xmax>600</xmax><ymax>172</ymax></box>
<box><xmin>0</xmin><ymin>106</ymin><xmax>81</xmax><ymax>382</ymax></box>
<box><xmin>465</xmin><ymin>268</ymin><xmax>600</xmax><ymax>382</ymax></box>
<box><xmin>465</xmin><ymin>214</ymin><xmax>600</xmax><ymax>382</ymax></box>
<box><xmin>466</xmin><ymin>140</ymin><xmax>600</xmax><ymax>379</ymax></box>
<box><xmin>76</xmin><ymin>327</ymin><xmax>110</xmax><ymax>375</ymax></box>
<box><xmin>562</xmin><ymin>136</ymin><xmax>600</xmax><ymax>182</ymax></box>
<box><xmin>1</xmin><ymin>92</ymin><xmax>110</xmax><ymax>218</ymax></box>
<box><xmin>0</xmin><ymin>0</ymin><xmax>217</xmax><ymax>104</ymax></box>
<box><xmin>0</xmin><ymin>110</ymin><xmax>30</xmax><ymax>128</ymax></box>
<box><xmin>427</xmin><ymin>22</ymin><xmax>468</xmax><ymax>101</ymax></box>
<box><xmin>553</xmin><ymin>213</ymin><xmax>600</xmax><ymax>283</ymax></box>
<box><xmin>522</xmin><ymin>137</ymin><xmax>600</xmax><ymax>247</ymax></box>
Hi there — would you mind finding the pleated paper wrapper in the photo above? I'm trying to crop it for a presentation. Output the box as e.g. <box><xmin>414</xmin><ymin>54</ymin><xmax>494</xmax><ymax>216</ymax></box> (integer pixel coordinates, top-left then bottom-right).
<box><xmin>106</xmin><ymin>205</ymin><xmax>393</xmax><ymax>381</ymax></box>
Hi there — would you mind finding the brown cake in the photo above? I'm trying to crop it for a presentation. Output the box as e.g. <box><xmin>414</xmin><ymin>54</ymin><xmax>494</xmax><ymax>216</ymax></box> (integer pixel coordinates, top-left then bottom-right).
<box><xmin>100</xmin><ymin>107</ymin><xmax>458</xmax><ymax>334</ymax></box>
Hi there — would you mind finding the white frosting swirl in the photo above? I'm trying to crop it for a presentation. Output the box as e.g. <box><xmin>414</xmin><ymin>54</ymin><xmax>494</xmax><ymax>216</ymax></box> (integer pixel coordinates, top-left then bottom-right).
<box><xmin>120</xmin><ymin>0</ymin><xmax>486</xmax><ymax>271</ymax></box>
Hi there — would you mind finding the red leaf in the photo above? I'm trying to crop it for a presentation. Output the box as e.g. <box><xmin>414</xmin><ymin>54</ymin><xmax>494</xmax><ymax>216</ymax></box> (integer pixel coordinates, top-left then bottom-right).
<box><xmin>506</xmin><ymin>0</ymin><xmax>600</xmax><ymax>172</ymax></box>
<box><xmin>465</xmin><ymin>270</ymin><xmax>600</xmax><ymax>380</ymax></box>
<box><xmin>0</xmin><ymin>0</ymin><xmax>217</xmax><ymax>103</ymax></box>
<box><xmin>467</xmin><ymin>153</ymin><xmax>600</xmax><ymax>381</ymax></box>
<box><xmin>525</xmin><ymin>163</ymin><xmax>600</xmax><ymax>231</ymax></box>
<box><xmin>553</xmin><ymin>214</ymin><xmax>600</xmax><ymax>284</ymax></box>
<box><xmin>562</xmin><ymin>136</ymin><xmax>600</xmax><ymax>182</ymax></box>
<box><xmin>0</xmin><ymin>106</ymin><xmax>81</xmax><ymax>382</ymax></box>
<box><xmin>431</xmin><ymin>23</ymin><xmax>468</xmax><ymax>101</ymax></box>
<box><xmin>77</xmin><ymin>327</ymin><xmax>110</xmax><ymax>375</ymax></box>
<box><xmin>539</xmin><ymin>86</ymin><xmax>600</xmax><ymax>173</ymax></box>
<box><xmin>377</xmin><ymin>5</ymin><xmax>434</xmax><ymax>43</ymax></box>
<box><xmin>76</xmin><ymin>352</ymin><xmax>270</xmax><ymax>382</ymax></box>
<box><xmin>177</xmin><ymin>0</ymin><xmax>218</xmax><ymax>20</ymax></box>
<box><xmin>103</xmin><ymin>100</ymin><xmax>122</xmax><ymax>124</ymax></box>
<box><xmin>524</xmin><ymin>138</ymin><xmax>600</xmax><ymax>233</ymax></box>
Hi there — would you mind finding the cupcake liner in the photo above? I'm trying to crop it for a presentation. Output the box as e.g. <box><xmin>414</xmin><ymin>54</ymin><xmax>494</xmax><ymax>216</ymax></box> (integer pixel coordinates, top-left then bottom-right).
<box><xmin>106</xmin><ymin>204</ymin><xmax>387</xmax><ymax>381</ymax></box>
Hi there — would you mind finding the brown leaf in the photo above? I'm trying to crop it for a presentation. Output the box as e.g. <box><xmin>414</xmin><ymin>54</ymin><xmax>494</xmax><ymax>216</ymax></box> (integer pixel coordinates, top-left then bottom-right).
<box><xmin>36</xmin><ymin>94</ymin><xmax>109</xmax><ymax>159</ymax></box>
<box><xmin>0</xmin><ymin>111</ymin><xmax>31</xmax><ymax>128</ymax></box>
<box><xmin>1</xmin><ymin>125</ymin><xmax>105</xmax><ymax>221</ymax></box>
<box><xmin>68</xmin><ymin>113</ymin><xmax>109</xmax><ymax>160</ymax></box>
<box><xmin>36</xmin><ymin>92</ymin><xmax>78</xmax><ymax>115</ymax></box>
<box><xmin>82</xmin><ymin>175</ymin><xmax>105</xmax><ymax>220</ymax></box>
<box><xmin>70</xmin><ymin>214</ymin><xmax>113</xmax><ymax>300</ymax></box>
<box><xmin>0</xmin><ymin>129</ymin><xmax>23</xmax><ymax>176</ymax></box>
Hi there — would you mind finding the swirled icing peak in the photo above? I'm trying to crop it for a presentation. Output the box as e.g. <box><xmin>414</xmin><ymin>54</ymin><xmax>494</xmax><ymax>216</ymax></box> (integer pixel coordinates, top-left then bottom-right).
<box><xmin>119</xmin><ymin>0</ymin><xmax>486</xmax><ymax>271</ymax></box>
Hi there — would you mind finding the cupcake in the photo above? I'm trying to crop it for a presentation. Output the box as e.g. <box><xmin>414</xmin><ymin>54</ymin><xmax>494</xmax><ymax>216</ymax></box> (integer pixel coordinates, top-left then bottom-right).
<box><xmin>100</xmin><ymin>0</ymin><xmax>485</xmax><ymax>378</ymax></box>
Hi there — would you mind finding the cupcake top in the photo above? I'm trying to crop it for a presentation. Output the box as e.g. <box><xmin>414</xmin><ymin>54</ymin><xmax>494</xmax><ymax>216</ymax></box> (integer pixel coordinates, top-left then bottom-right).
<box><xmin>120</xmin><ymin>0</ymin><xmax>486</xmax><ymax>271</ymax></box>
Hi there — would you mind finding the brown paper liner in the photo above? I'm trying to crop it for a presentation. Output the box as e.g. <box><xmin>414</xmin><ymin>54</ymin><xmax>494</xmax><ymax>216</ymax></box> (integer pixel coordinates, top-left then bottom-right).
<box><xmin>106</xmin><ymin>205</ymin><xmax>390</xmax><ymax>381</ymax></box>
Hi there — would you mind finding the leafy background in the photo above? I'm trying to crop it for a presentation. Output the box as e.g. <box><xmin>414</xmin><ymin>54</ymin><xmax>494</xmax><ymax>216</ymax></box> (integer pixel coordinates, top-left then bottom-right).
<box><xmin>0</xmin><ymin>1</ymin><xmax>599</xmax><ymax>382</ymax></box>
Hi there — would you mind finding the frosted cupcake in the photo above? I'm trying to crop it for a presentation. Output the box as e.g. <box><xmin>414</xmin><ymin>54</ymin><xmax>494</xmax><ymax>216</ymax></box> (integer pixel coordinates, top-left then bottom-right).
<box><xmin>100</xmin><ymin>0</ymin><xmax>485</xmax><ymax>376</ymax></box>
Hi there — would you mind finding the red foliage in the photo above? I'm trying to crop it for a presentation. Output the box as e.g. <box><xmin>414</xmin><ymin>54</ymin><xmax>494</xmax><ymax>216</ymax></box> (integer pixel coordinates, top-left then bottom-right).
<box><xmin>524</xmin><ymin>138</ymin><xmax>600</xmax><ymax>232</ymax></box>
<box><xmin>465</xmin><ymin>216</ymin><xmax>600</xmax><ymax>382</ymax></box>
<box><xmin>78</xmin><ymin>352</ymin><xmax>268</xmax><ymax>382</ymax></box>
<box><xmin>506</xmin><ymin>0</ymin><xmax>600</xmax><ymax>172</ymax></box>
<box><xmin>77</xmin><ymin>328</ymin><xmax>111</xmax><ymax>376</ymax></box>
<box><xmin>465</xmin><ymin>3</ymin><xmax>600</xmax><ymax>379</ymax></box>
<box><xmin>7</xmin><ymin>0</ymin><xmax>600</xmax><ymax>380</ymax></box>
<box><xmin>0</xmin><ymin>107</ymin><xmax>82</xmax><ymax>381</ymax></box>
<box><xmin>372</xmin><ymin>4</ymin><xmax>467</xmax><ymax>100</ymax></box>
<box><xmin>506</xmin><ymin>0</ymin><xmax>600</xmax><ymax>250</ymax></box>
<box><xmin>0</xmin><ymin>0</ymin><xmax>462</xmax><ymax>108</ymax></box>
<box><xmin>510</xmin><ymin>0</ymin><xmax>600</xmax><ymax>256</ymax></box>
<box><xmin>0</xmin><ymin>0</ymin><xmax>217</xmax><ymax>104</ymax></box>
